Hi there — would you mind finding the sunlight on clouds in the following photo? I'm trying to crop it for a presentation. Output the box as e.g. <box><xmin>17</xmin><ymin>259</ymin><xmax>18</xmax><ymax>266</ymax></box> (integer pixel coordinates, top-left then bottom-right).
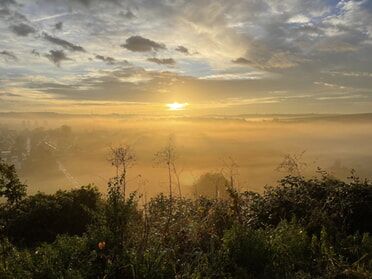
<box><xmin>0</xmin><ymin>0</ymin><xmax>371</xmax><ymax>114</ymax></box>
<box><xmin>287</xmin><ymin>14</ymin><xmax>310</xmax><ymax>24</ymax></box>
<box><xmin>200</xmin><ymin>71</ymin><xmax>270</xmax><ymax>80</ymax></box>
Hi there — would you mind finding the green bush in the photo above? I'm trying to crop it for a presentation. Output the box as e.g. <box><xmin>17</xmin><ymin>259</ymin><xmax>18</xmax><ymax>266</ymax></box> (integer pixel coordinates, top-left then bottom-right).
<box><xmin>1</xmin><ymin>164</ymin><xmax>372</xmax><ymax>278</ymax></box>
<box><xmin>6</xmin><ymin>185</ymin><xmax>101</xmax><ymax>247</ymax></box>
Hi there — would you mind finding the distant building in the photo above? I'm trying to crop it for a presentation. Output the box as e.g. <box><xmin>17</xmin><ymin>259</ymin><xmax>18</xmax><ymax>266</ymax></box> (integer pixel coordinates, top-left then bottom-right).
<box><xmin>1</xmin><ymin>150</ymin><xmax>22</xmax><ymax>169</ymax></box>
<box><xmin>1</xmin><ymin>150</ymin><xmax>11</xmax><ymax>163</ymax></box>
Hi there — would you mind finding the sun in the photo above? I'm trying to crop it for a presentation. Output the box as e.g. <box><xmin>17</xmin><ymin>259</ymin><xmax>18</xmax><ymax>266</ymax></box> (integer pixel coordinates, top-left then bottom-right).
<box><xmin>166</xmin><ymin>102</ymin><xmax>188</xmax><ymax>111</ymax></box>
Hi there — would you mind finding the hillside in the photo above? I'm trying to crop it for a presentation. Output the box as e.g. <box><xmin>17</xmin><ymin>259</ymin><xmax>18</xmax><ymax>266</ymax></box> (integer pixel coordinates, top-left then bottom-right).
<box><xmin>1</xmin><ymin>161</ymin><xmax>371</xmax><ymax>278</ymax></box>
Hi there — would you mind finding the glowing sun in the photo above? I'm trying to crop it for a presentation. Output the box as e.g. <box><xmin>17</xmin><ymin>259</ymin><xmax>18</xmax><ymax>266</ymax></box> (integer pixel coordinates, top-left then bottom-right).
<box><xmin>166</xmin><ymin>102</ymin><xmax>188</xmax><ymax>111</ymax></box>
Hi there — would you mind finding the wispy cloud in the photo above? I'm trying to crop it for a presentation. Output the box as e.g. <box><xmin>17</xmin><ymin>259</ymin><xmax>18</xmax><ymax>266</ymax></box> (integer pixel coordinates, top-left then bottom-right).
<box><xmin>316</xmin><ymin>95</ymin><xmax>366</xmax><ymax>101</ymax></box>
<box><xmin>95</xmin><ymin>54</ymin><xmax>130</xmax><ymax>66</ymax></box>
<box><xmin>0</xmin><ymin>50</ymin><xmax>17</xmax><ymax>61</ymax></box>
<box><xmin>200</xmin><ymin>71</ymin><xmax>269</xmax><ymax>80</ymax></box>
<box><xmin>0</xmin><ymin>0</ymin><xmax>371</xmax><ymax>113</ymax></box>
<box><xmin>31</xmin><ymin>12</ymin><xmax>77</xmax><ymax>22</ymax></box>
<box><xmin>147</xmin><ymin>58</ymin><xmax>176</xmax><ymax>66</ymax></box>
<box><xmin>43</xmin><ymin>32</ymin><xmax>85</xmax><ymax>52</ymax></box>
<box><xmin>0</xmin><ymin>92</ymin><xmax>21</xmax><ymax>97</ymax></box>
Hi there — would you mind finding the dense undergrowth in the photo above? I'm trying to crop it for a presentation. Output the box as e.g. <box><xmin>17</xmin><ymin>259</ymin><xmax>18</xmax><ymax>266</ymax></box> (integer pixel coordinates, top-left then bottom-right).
<box><xmin>1</xmin><ymin>163</ymin><xmax>371</xmax><ymax>278</ymax></box>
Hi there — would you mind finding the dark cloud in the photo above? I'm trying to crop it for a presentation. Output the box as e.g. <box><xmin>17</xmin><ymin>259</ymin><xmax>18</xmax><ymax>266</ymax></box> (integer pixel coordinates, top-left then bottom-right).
<box><xmin>147</xmin><ymin>57</ymin><xmax>176</xmax><ymax>66</ymax></box>
<box><xmin>43</xmin><ymin>32</ymin><xmax>85</xmax><ymax>52</ymax></box>
<box><xmin>0</xmin><ymin>92</ymin><xmax>20</xmax><ymax>97</ymax></box>
<box><xmin>3</xmin><ymin>9</ymin><xmax>29</xmax><ymax>22</ymax></box>
<box><xmin>0</xmin><ymin>0</ymin><xmax>16</xmax><ymax>6</ymax></box>
<box><xmin>0</xmin><ymin>50</ymin><xmax>17</xmax><ymax>61</ymax></box>
<box><xmin>55</xmin><ymin>21</ymin><xmax>63</xmax><ymax>30</ymax></box>
<box><xmin>95</xmin><ymin>54</ymin><xmax>130</xmax><ymax>66</ymax></box>
<box><xmin>232</xmin><ymin>57</ymin><xmax>252</xmax><ymax>65</ymax></box>
<box><xmin>45</xmin><ymin>50</ymin><xmax>71</xmax><ymax>67</ymax></box>
<box><xmin>67</xmin><ymin>0</ymin><xmax>121</xmax><ymax>8</ymax></box>
<box><xmin>95</xmin><ymin>54</ymin><xmax>115</xmax><ymax>65</ymax></box>
<box><xmin>119</xmin><ymin>9</ymin><xmax>136</xmax><ymax>19</ymax></box>
<box><xmin>0</xmin><ymin>4</ymin><xmax>28</xmax><ymax>22</ymax></box>
<box><xmin>175</xmin><ymin>45</ymin><xmax>189</xmax><ymax>54</ymax></box>
<box><xmin>31</xmin><ymin>49</ymin><xmax>40</xmax><ymax>56</ymax></box>
<box><xmin>121</xmin><ymin>35</ymin><xmax>165</xmax><ymax>52</ymax></box>
<box><xmin>70</xmin><ymin>0</ymin><xmax>92</xmax><ymax>6</ymax></box>
<box><xmin>0</xmin><ymin>0</ymin><xmax>15</xmax><ymax>20</ymax></box>
<box><xmin>0</xmin><ymin>8</ymin><xmax>10</xmax><ymax>16</ymax></box>
<box><xmin>10</xmin><ymin>23</ymin><xmax>36</xmax><ymax>36</ymax></box>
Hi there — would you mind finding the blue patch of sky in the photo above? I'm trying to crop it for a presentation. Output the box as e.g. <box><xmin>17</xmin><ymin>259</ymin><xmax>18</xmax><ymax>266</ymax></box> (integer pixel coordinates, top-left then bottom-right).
<box><xmin>285</xmin><ymin>0</ymin><xmax>350</xmax><ymax>28</ymax></box>
<box><xmin>0</xmin><ymin>68</ymin><xmax>35</xmax><ymax>78</ymax></box>
<box><xmin>22</xmin><ymin>0</ymin><xmax>70</xmax><ymax>23</ymax></box>
<box><xmin>360</xmin><ymin>0</ymin><xmax>372</xmax><ymax>10</ymax></box>
<box><xmin>175</xmin><ymin>59</ymin><xmax>215</xmax><ymax>78</ymax></box>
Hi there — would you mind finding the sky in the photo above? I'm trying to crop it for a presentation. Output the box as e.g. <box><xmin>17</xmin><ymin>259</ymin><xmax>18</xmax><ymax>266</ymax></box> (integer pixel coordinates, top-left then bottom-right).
<box><xmin>1</xmin><ymin>0</ymin><xmax>372</xmax><ymax>115</ymax></box>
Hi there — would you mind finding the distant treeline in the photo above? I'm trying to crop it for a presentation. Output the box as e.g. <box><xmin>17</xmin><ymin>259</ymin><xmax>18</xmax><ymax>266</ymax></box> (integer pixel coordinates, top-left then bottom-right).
<box><xmin>1</xmin><ymin>111</ymin><xmax>372</xmax><ymax>123</ymax></box>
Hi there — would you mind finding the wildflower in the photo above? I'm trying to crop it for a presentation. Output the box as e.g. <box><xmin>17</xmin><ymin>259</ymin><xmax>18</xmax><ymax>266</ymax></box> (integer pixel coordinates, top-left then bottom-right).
<box><xmin>98</xmin><ymin>241</ymin><xmax>106</xmax><ymax>250</ymax></box>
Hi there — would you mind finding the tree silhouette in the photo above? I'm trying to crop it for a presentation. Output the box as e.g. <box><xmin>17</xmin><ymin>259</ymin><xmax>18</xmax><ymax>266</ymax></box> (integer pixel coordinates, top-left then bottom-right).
<box><xmin>153</xmin><ymin>136</ymin><xmax>181</xmax><ymax>199</ymax></box>
<box><xmin>107</xmin><ymin>144</ymin><xmax>136</xmax><ymax>200</ymax></box>
<box><xmin>0</xmin><ymin>161</ymin><xmax>26</xmax><ymax>206</ymax></box>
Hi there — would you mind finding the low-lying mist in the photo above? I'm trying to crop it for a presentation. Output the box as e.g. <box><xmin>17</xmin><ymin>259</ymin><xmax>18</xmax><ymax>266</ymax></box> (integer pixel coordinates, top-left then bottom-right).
<box><xmin>1</xmin><ymin>113</ymin><xmax>372</xmax><ymax>198</ymax></box>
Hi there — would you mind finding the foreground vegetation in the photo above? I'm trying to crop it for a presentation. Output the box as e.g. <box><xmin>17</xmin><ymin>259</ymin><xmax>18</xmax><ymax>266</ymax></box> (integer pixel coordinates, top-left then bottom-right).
<box><xmin>1</xmin><ymin>161</ymin><xmax>371</xmax><ymax>278</ymax></box>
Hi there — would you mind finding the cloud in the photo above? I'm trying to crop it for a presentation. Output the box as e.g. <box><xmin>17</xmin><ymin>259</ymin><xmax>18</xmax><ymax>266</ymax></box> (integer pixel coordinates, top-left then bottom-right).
<box><xmin>64</xmin><ymin>0</ymin><xmax>94</xmax><ymax>7</ymax></box>
<box><xmin>119</xmin><ymin>9</ymin><xmax>136</xmax><ymax>19</ymax></box>
<box><xmin>27</xmin><ymin>67</ymin><xmax>272</xmax><ymax>104</ymax></box>
<box><xmin>29</xmin><ymin>67</ymin><xmax>155</xmax><ymax>101</ymax></box>
<box><xmin>0</xmin><ymin>0</ymin><xmax>28</xmax><ymax>21</ymax></box>
<box><xmin>0</xmin><ymin>8</ymin><xmax>10</xmax><ymax>16</ymax></box>
<box><xmin>55</xmin><ymin>21</ymin><xmax>63</xmax><ymax>30</ymax></box>
<box><xmin>45</xmin><ymin>50</ymin><xmax>71</xmax><ymax>67</ymax></box>
<box><xmin>43</xmin><ymin>32</ymin><xmax>85</xmax><ymax>52</ymax></box>
<box><xmin>175</xmin><ymin>46</ymin><xmax>189</xmax><ymax>54</ymax></box>
<box><xmin>327</xmin><ymin>71</ymin><xmax>372</xmax><ymax>78</ymax></box>
<box><xmin>316</xmin><ymin>94</ymin><xmax>365</xmax><ymax>101</ymax></box>
<box><xmin>0</xmin><ymin>50</ymin><xmax>17</xmax><ymax>61</ymax></box>
<box><xmin>95</xmin><ymin>54</ymin><xmax>115</xmax><ymax>65</ymax></box>
<box><xmin>287</xmin><ymin>14</ymin><xmax>311</xmax><ymax>24</ymax></box>
<box><xmin>68</xmin><ymin>0</ymin><xmax>121</xmax><ymax>7</ymax></box>
<box><xmin>0</xmin><ymin>0</ymin><xmax>16</xmax><ymax>7</ymax></box>
<box><xmin>9</xmin><ymin>23</ymin><xmax>36</xmax><ymax>36</ymax></box>
<box><xmin>315</xmin><ymin>40</ymin><xmax>358</xmax><ymax>52</ymax></box>
<box><xmin>147</xmin><ymin>57</ymin><xmax>176</xmax><ymax>66</ymax></box>
<box><xmin>0</xmin><ymin>92</ymin><xmax>20</xmax><ymax>97</ymax></box>
<box><xmin>95</xmin><ymin>54</ymin><xmax>130</xmax><ymax>66</ymax></box>
<box><xmin>0</xmin><ymin>0</ymin><xmax>371</xmax><ymax>114</ymax></box>
<box><xmin>200</xmin><ymin>71</ymin><xmax>268</xmax><ymax>80</ymax></box>
<box><xmin>31</xmin><ymin>49</ymin><xmax>40</xmax><ymax>56</ymax></box>
<box><xmin>244</xmin><ymin>40</ymin><xmax>304</xmax><ymax>70</ymax></box>
<box><xmin>121</xmin><ymin>35</ymin><xmax>165</xmax><ymax>52</ymax></box>
<box><xmin>232</xmin><ymin>57</ymin><xmax>252</xmax><ymax>65</ymax></box>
